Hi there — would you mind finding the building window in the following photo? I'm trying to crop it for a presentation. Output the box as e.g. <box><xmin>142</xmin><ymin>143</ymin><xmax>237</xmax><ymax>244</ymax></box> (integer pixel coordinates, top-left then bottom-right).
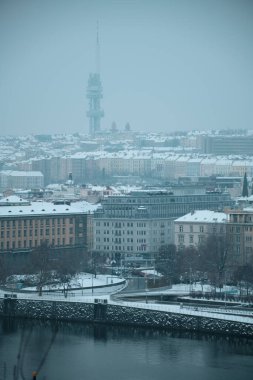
<box><xmin>179</xmin><ymin>225</ymin><xmax>184</xmax><ymax>232</ymax></box>
<box><xmin>200</xmin><ymin>226</ymin><xmax>204</xmax><ymax>233</ymax></box>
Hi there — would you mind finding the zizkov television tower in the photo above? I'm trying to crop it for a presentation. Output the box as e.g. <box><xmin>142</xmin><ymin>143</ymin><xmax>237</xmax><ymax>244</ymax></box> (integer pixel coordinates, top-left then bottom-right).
<box><xmin>86</xmin><ymin>25</ymin><xmax>104</xmax><ymax>136</ymax></box>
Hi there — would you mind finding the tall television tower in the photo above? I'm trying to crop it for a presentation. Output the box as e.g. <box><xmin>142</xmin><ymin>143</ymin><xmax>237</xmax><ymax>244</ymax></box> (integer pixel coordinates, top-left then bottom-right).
<box><xmin>86</xmin><ymin>24</ymin><xmax>104</xmax><ymax>136</ymax></box>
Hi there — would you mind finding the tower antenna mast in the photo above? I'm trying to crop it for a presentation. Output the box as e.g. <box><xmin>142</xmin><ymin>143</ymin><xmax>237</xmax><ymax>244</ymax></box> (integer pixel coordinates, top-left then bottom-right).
<box><xmin>86</xmin><ymin>23</ymin><xmax>104</xmax><ymax>136</ymax></box>
<box><xmin>96</xmin><ymin>21</ymin><xmax>100</xmax><ymax>75</ymax></box>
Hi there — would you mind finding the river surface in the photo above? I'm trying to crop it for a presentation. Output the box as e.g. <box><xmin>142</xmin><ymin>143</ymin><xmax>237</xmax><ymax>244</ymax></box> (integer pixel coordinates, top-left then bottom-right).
<box><xmin>0</xmin><ymin>318</ymin><xmax>253</xmax><ymax>380</ymax></box>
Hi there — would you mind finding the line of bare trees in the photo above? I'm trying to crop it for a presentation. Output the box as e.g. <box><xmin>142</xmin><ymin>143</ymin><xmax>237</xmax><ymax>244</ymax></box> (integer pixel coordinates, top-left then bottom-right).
<box><xmin>0</xmin><ymin>242</ymin><xmax>89</xmax><ymax>294</ymax></box>
<box><xmin>155</xmin><ymin>235</ymin><xmax>253</xmax><ymax>293</ymax></box>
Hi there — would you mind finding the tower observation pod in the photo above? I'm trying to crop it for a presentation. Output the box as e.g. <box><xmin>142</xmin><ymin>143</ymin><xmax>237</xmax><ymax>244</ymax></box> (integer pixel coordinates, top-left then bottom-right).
<box><xmin>86</xmin><ymin>73</ymin><xmax>104</xmax><ymax>136</ymax></box>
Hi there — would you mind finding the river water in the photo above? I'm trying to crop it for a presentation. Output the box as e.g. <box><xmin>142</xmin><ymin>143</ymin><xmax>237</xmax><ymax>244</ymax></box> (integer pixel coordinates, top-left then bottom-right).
<box><xmin>0</xmin><ymin>318</ymin><xmax>253</xmax><ymax>380</ymax></box>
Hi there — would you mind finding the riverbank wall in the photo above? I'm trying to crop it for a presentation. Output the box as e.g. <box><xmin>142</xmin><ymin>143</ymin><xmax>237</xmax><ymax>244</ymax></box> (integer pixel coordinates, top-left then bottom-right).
<box><xmin>0</xmin><ymin>297</ymin><xmax>252</xmax><ymax>338</ymax></box>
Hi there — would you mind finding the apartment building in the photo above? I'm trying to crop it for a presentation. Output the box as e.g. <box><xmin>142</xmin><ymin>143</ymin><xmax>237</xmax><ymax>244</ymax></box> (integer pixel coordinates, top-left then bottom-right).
<box><xmin>227</xmin><ymin>208</ymin><xmax>253</xmax><ymax>265</ymax></box>
<box><xmin>202</xmin><ymin>135</ymin><xmax>253</xmax><ymax>155</ymax></box>
<box><xmin>0</xmin><ymin>196</ymin><xmax>95</xmax><ymax>254</ymax></box>
<box><xmin>174</xmin><ymin>207</ymin><xmax>253</xmax><ymax>265</ymax></box>
<box><xmin>0</xmin><ymin>171</ymin><xmax>44</xmax><ymax>190</ymax></box>
<box><xmin>93</xmin><ymin>190</ymin><xmax>233</xmax><ymax>259</ymax></box>
<box><xmin>174</xmin><ymin>210</ymin><xmax>227</xmax><ymax>249</ymax></box>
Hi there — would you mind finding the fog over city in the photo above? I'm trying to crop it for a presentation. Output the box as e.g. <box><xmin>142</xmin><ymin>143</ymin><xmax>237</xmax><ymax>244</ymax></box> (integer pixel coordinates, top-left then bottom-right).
<box><xmin>1</xmin><ymin>0</ymin><xmax>253</xmax><ymax>136</ymax></box>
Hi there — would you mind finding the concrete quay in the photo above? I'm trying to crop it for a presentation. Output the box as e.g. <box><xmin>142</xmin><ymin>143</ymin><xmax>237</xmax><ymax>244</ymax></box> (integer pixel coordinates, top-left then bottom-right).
<box><xmin>0</xmin><ymin>290</ymin><xmax>253</xmax><ymax>338</ymax></box>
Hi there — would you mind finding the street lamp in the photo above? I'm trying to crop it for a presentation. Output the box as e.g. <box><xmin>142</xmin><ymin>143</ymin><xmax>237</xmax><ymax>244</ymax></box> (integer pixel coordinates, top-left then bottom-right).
<box><xmin>145</xmin><ymin>274</ymin><xmax>148</xmax><ymax>304</ymax></box>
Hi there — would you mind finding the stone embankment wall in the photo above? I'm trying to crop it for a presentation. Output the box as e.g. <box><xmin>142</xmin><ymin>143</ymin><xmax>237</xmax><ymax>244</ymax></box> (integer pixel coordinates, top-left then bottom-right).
<box><xmin>0</xmin><ymin>297</ymin><xmax>252</xmax><ymax>338</ymax></box>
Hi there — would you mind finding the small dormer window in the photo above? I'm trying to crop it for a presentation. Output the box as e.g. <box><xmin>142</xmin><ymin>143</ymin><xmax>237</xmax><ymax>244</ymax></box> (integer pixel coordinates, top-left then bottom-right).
<box><xmin>42</xmin><ymin>209</ymin><xmax>45</xmax><ymax>211</ymax></box>
<box><xmin>19</xmin><ymin>210</ymin><xmax>23</xmax><ymax>213</ymax></box>
<box><xmin>8</xmin><ymin>210</ymin><xmax>12</xmax><ymax>213</ymax></box>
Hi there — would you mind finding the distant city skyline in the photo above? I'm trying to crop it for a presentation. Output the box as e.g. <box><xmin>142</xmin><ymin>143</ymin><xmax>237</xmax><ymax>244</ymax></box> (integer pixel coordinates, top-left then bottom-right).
<box><xmin>1</xmin><ymin>0</ymin><xmax>253</xmax><ymax>136</ymax></box>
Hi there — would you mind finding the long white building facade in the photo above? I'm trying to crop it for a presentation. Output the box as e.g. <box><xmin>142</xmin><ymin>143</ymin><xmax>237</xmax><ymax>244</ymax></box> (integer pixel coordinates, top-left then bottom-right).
<box><xmin>93</xmin><ymin>190</ymin><xmax>233</xmax><ymax>259</ymax></box>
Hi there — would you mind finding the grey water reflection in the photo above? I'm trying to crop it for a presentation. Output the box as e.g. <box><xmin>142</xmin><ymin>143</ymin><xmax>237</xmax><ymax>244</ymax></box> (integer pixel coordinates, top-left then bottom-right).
<box><xmin>0</xmin><ymin>318</ymin><xmax>253</xmax><ymax>380</ymax></box>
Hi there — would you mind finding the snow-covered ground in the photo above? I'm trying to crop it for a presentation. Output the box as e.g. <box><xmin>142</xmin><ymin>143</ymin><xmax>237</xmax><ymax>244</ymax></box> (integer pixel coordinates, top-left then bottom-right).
<box><xmin>138</xmin><ymin>269</ymin><xmax>163</xmax><ymax>278</ymax></box>
<box><xmin>1</xmin><ymin>273</ymin><xmax>126</xmax><ymax>296</ymax></box>
<box><xmin>20</xmin><ymin>273</ymin><xmax>125</xmax><ymax>292</ymax></box>
<box><xmin>1</xmin><ymin>280</ymin><xmax>252</xmax><ymax>325</ymax></box>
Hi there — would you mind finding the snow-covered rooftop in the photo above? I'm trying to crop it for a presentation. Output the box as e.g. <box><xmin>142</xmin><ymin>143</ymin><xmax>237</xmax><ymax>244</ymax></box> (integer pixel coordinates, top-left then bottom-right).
<box><xmin>175</xmin><ymin>210</ymin><xmax>228</xmax><ymax>223</ymax></box>
<box><xmin>0</xmin><ymin>170</ymin><xmax>43</xmax><ymax>177</ymax></box>
<box><xmin>0</xmin><ymin>195</ymin><xmax>30</xmax><ymax>206</ymax></box>
<box><xmin>0</xmin><ymin>200</ymin><xmax>98</xmax><ymax>217</ymax></box>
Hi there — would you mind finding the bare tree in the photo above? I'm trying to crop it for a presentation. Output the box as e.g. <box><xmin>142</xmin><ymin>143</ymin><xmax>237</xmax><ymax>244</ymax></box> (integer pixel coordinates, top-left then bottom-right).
<box><xmin>177</xmin><ymin>246</ymin><xmax>200</xmax><ymax>285</ymax></box>
<box><xmin>155</xmin><ymin>244</ymin><xmax>177</xmax><ymax>283</ymax></box>
<box><xmin>0</xmin><ymin>254</ymin><xmax>8</xmax><ymax>284</ymax></box>
<box><xmin>29</xmin><ymin>242</ymin><xmax>54</xmax><ymax>295</ymax></box>
<box><xmin>198</xmin><ymin>233</ymin><xmax>231</xmax><ymax>290</ymax></box>
<box><xmin>233</xmin><ymin>264</ymin><xmax>253</xmax><ymax>295</ymax></box>
<box><xmin>55</xmin><ymin>253</ymin><xmax>79</xmax><ymax>295</ymax></box>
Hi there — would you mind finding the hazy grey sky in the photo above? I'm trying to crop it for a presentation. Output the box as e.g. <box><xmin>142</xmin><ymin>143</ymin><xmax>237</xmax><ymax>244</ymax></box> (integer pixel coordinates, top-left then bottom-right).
<box><xmin>1</xmin><ymin>0</ymin><xmax>253</xmax><ymax>136</ymax></box>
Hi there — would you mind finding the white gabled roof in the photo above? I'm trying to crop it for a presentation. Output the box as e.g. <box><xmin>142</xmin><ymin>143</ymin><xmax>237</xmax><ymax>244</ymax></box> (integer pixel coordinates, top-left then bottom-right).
<box><xmin>175</xmin><ymin>210</ymin><xmax>227</xmax><ymax>224</ymax></box>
